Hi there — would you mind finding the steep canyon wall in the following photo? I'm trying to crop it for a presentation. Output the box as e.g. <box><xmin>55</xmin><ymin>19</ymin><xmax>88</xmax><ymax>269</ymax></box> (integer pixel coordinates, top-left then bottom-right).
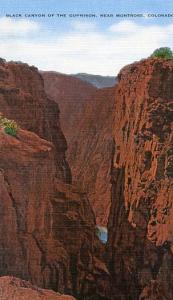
<box><xmin>107</xmin><ymin>58</ymin><xmax>173</xmax><ymax>300</ymax></box>
<box><xmin>0</xmin><ymin>60</ymin><xmax>110</xmax><ymax>300</ymax></box>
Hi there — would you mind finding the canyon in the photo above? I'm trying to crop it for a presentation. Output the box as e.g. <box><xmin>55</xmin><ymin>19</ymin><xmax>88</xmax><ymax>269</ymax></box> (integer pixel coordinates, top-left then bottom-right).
<box><xmin>43</xmin><ymin>59</ymin><xmax>173</xmax><ymax>299</ymax></box>
<box><xmin>0</xmin><ymin>57</ymin><xmax>172</xmax><ymax>300</ymax></box>
<box><xmin>42</xmin><ymin>71</ymin><xmax>116</xmax><ymax>227</ymax></box>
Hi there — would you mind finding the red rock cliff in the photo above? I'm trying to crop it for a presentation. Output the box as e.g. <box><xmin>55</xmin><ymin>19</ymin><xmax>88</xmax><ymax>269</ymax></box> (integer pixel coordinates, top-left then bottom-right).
<box><xmin>0</xmin><ymin>60</ymin><xmax>111</xmax><ymax>300</ymax></box>
<box><xmin>107</xmin><ymin>59</ymin><xmax>173</xmax><ymax>299</ymax></box>
<box><xmin>0</xmin><ymin>61</ymin><xmax>71</xmax><ymax>183</ymax></box>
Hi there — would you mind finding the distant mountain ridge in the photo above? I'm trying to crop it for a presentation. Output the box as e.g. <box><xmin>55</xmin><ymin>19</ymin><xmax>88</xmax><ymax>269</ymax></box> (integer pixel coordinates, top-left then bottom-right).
<box><xmin>72</xmin><ymin>72</ymin><xmax>117</xmax><ymax>88</ymax></box>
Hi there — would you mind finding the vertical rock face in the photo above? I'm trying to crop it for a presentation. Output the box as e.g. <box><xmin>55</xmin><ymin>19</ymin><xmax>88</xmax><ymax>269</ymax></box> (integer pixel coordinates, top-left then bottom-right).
<box><xmin>107</xmin><ymin>59</ymin><xmax>173</xmax><ymax>299</ymax></box>
<box><xmin>68</xmin><ymin>87</ymin><xmax>115</xmax><ymax>226</ymax></box>
<box><xmin>0</xmin><ymin>61</ymin><xmax>111</xmax><ymax>300</ymax></box>
<box><xmin>0</xmin><ymin>129</ymin><xmax>69</xmax><ymax>291</ymax></box>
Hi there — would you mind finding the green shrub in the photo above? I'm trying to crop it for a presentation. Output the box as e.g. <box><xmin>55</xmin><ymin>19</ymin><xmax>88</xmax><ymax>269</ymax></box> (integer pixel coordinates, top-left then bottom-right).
<box><xmin>151</xmin><ymin>47</ymin><xmax>173</xmax><ymax>59</ymax></box>
<box><xmin>0</xmin><ymin>113</ymin><xmax>18</xmax><ymax>136</ymax></box>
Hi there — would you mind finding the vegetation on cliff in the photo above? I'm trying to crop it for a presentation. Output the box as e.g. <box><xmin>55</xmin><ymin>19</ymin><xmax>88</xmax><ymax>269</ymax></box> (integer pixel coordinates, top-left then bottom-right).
<box><xmin>151</xmin><ymin>47</ymin><xmax>173</xmax><ymax>59</ymax></box>
<box><xmin>0</xmin><ymin>113</ymin><xmax>18</xmax><ymax>136</ymax></box>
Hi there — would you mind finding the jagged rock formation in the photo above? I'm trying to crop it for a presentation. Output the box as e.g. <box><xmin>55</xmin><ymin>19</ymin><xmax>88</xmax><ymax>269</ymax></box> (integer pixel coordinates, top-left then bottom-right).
<box><xmin>107</xmin><ymin>58</ymin><xmax>173</xmax><ymax>299</ymax></box>
<box><xmin>0</xmin><ymin>276</ymin><xmax>76</xmax><ymax>300</ymax></box>
<box><xmin>0</xmin><ymin>60</ymin><xmax>111</xmax><ymax>300</ymax></box>
<box><xmin>42</xmin><ymin>71</ymin><xmax>116</xmax><ymax>226</ymax></box>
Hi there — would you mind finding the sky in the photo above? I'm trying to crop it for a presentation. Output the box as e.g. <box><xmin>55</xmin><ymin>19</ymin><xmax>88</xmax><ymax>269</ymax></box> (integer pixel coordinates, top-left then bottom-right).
<box><xmin>0</xmin><ymin>0</ymin><xmax>173</xmax><ymax>75</ymax></box>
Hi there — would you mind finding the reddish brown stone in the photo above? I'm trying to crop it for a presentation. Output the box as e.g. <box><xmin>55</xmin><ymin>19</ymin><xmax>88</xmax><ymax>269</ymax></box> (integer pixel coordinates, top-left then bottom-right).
<box><xmin>41</xmin><ymin>71</ymin><xmax>96</xmax><ymax>143</ymax></box>
<box><xmin>67</xmin><ymin>87</ymin><xmax>115</xmax><ymax>227</ymax></box>
<box><xmin>0</xmin><ymin>61</ymin><xmax>111</xmax><ymax>299</ymax></box>
<box><xmin>0</xmin><ymin>121</ymin><xmax>110</xmax><ymax>299</ymax></box>
<box><xmin>107</xmin><ymin>58</ymin><xmax>173</xmax><ymax>299</ymax></box>
<box><xmin>0</xmin><ymin>276</ymin><xmax>76</xmax><ymax>300</ymax></box>
<box><xmin>0</xmin><ymin>61</ymin><xmax>71</xmax><ymax>183</ymax></box>
<box><xmin>139</xmin><ymin>280</ymin><xmax>170</xmax><ymax>300</ymax></box>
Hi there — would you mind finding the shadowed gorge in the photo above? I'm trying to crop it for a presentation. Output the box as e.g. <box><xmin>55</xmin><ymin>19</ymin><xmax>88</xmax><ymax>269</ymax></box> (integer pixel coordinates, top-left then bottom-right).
<box><xmin>42</xmin><ymin>58</ymin><xmax>173</xmax><ymax>299</ymax></box>
<box><xmin>0</xmin><ymin>57</ymin><xmax>173</xmax><ymax>299</ymax></box>
<box><xmin>42</xmin><ymin>72</ymin><xmax>116</xmax><ymax>227</ymax></box>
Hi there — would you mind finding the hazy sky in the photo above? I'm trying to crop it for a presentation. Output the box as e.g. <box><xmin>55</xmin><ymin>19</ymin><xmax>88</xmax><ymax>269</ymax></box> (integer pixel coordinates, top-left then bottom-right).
<box><xmin>0</xmin><ymin>0</ymin><xmax>173</xmax><ymax>75</ymax></box>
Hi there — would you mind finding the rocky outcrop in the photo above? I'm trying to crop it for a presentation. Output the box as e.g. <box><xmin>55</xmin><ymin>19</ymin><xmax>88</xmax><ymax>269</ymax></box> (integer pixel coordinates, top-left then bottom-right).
<box><xmin>0</xmin><ymin>276</ymin><xmax>76</xmax><ymax>300</ymax></box>
<box><xmin>0</xmin><ymin>60</ymin><xmax>111</xmax><ymax>300</ymax></box>
<box><xmin>0</xmin><ymin>61</ymin><xmax>71</xmax><ymax>183</ymax></box>
<box><xmin>107</xmin><ymin>58</ymin><xmax>173</xmax><ymax>299</ymax></box>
